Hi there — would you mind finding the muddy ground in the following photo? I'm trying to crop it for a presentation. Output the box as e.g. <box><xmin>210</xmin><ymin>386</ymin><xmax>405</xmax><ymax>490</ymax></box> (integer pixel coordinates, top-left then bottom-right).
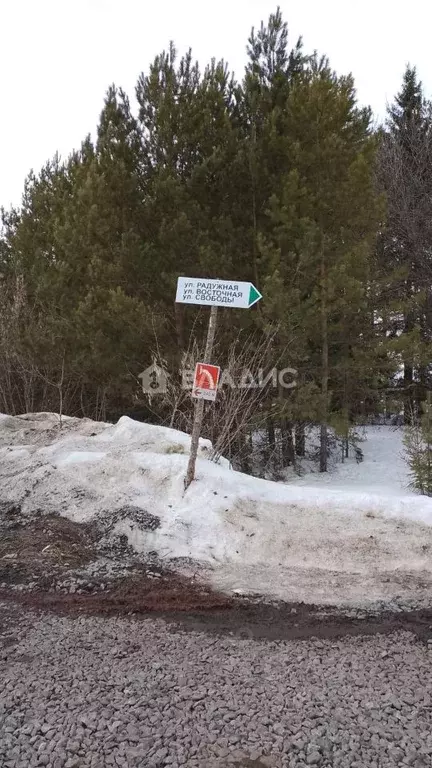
<box><xmin>1</xmin><ymin>509</ymin><xmax>432</xmax><ymax>646</ymax></box>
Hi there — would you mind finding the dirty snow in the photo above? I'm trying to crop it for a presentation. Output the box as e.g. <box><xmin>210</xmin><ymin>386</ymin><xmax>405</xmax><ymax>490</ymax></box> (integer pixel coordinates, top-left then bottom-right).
<box><xmin>1</xmin><ymin>413</ymin><xmax>432</xmax><ymax>608</ymax></box>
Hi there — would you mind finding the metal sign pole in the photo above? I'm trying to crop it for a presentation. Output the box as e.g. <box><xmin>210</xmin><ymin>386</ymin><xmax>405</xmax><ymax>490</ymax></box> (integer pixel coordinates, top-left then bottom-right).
<box><xmin>184</xmin><ymin>305</ymin><xmax>218</xmax><ymax>489</ymax></box>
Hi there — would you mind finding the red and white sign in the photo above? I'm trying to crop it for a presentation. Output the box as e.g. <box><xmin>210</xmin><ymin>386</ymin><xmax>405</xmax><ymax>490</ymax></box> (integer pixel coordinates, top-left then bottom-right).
<box><xmin>192</xmin><ymin>362</ymin><xmax>221</xmax><ymax>402</ymax></box>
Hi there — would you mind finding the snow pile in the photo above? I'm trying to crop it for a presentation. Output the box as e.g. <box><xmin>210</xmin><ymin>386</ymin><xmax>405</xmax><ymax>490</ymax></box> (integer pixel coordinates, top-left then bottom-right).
<box><xmin>1</xmin><ymin>413</ymin><xmax>432</xmax><ymax>607</ymax></box>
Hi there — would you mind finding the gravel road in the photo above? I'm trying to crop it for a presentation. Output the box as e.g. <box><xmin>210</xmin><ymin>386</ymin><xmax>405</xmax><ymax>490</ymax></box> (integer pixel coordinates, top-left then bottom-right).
<box><xmin>1</xmin><ymin>603</ymin><xmax>432</xmax><ymax>768</ymax></box>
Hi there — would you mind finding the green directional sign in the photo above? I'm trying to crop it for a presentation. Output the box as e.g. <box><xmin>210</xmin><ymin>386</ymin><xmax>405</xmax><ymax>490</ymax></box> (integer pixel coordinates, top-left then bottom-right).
<box><xmin>176</xmin><ymin>277</ymin><xmax>262</xmax><ymax>309</ymax></box>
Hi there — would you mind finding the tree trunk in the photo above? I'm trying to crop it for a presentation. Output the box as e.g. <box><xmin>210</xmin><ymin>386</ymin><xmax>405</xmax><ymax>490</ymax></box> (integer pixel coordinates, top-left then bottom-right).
<box><xmin>418</xmin><ymin>364</ymin><xmax>428</xmax><ymax>417</ymax></box>
<box><xmin>267</xmin><ymin>417</ymin><xmax>276</xmax><ymax>453</ymax></box>
<box><xmin>320</xmin><ymin>245</ymin><xmax>329</xmax><ymax>473</ymax></box>
<box><xmin>404</xmin><ymin>362</ymin><xmax>414</xmax><ymax>423</ymax></box>
<box><xmin>174</xmin><ymin>302</ymin><xmax>185</xmax><ymax>350</ymax></box>
<box><xmin>295</xmin><ymin>422</ymin><xmax>305</xmax><ymax>456</ymax></box>
<box><xmin>237</xmin><ymin>421</ymin><xmax>251</xmax><ymax>474</ymax></box>
<box><xmin>403</xmin><ymin>313</ymin><xmax>414</xmax><ymax>424</ymax></box>
<box><xmin>281</xmin><ymin>419</ymin><xmax>295</xmax><ymax>466</ymax></box>
<box><xmin>264</xmin><ymin>417</ymin><xmax>276</xmax><ymax>472</ymax></box>
<box><xmin>249</xmin><ymin>120</ymin><xmax>262</xmax><ymax>317</ymax></box>
<box><xmin>320</xmin><ymin>423</ymin><xmax>328</xmax><ymax>472</ymax></box>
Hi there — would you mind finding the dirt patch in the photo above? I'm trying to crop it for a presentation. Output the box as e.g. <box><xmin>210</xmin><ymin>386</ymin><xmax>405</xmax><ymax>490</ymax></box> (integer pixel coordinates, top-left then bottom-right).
<box><xmin>1</xmin><ymin>575</ymin><xmax>432</xmax><ymax>646</ymax></box>
<box><xmin>0</xmin><ymin>571</ymin><xmax>233</xmax><ymax>613</ymax></box>
<box><xmin>171</xmin><ymin>602</ymin><xmax>432</xmax><ymax>645</ymax></box>
<box><xmin>0</xmin><ymin>514</ymin><xmax>96</xmax><ymax>584</ymax></box>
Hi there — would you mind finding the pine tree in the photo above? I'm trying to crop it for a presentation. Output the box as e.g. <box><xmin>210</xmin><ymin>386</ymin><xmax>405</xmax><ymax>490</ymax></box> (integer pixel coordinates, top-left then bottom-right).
<box><xmin>239</xmin><ymin>8</ymin><xmax>306</xmax><ymax>296</ymax></box>
<box><xmin>379</xmin><ymin>66</ymin><xmax>432</xmax><ymax>420</ymax></box>
<box><xmin>136</xmin><ymin>44</ymin><xmax>246</xmax><ymax>356</ymax></box>
<box><xmin>388</xmin><ymin>67</ymin><xmax>424</xmax><ymax>144</ymax></box>
<box><xmin>261</xmin><ymin>58</ymin><xmax>384</xmax><ymax>470</ymax></box>
<box><xmin>51</xmin><ymin>88</ymin><xmax>158</xmax><ymax>417</ymax></box>
<box><xmin>404</xmin><ymin>392</ymin><xmax>432</xmax><ymax>495</ymax></box>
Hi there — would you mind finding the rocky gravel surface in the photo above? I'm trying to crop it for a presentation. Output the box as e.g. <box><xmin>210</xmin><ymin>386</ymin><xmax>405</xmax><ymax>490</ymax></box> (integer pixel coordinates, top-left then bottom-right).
<box><xmin>1</xmin><ymin>603</ymin><xmax>432</xmax><ymax>768</ymax></box>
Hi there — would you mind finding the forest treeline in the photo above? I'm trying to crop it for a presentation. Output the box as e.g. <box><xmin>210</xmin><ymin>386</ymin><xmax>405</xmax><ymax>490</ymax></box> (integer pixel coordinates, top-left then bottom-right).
<box><xmin>1</xmin><ymin>9</ymin><xmax>431</xmax><ymax>474</ymax></box>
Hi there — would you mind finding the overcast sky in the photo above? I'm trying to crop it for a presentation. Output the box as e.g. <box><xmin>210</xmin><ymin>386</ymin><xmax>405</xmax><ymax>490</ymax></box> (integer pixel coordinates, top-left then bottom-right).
<box><xmin>2</xmin><ymin>0</ymin><xmax>431</xmax><ymax>210</ymax></box>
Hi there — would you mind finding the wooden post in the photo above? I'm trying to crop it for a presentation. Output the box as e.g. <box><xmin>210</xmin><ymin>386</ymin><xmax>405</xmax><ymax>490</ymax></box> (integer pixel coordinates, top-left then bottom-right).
<box><xmin>184</xmin><ymin>305</ymin><xmax>218</xmax><ymax>489</ymax></box>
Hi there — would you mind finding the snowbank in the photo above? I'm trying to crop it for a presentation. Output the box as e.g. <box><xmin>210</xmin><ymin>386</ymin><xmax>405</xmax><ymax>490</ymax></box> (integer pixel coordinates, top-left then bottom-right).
<box><xmin>1</xmin><ymin>413</ymin><xmax>432</xmax><ymax>607</ymax></box>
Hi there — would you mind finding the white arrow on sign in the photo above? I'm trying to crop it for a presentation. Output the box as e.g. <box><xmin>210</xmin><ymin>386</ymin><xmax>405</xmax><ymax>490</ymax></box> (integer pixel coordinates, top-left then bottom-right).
<box><xmin>176</xmin><ymin>276</ymin><xmax>262</xmax><ymax>309</ymax></box>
